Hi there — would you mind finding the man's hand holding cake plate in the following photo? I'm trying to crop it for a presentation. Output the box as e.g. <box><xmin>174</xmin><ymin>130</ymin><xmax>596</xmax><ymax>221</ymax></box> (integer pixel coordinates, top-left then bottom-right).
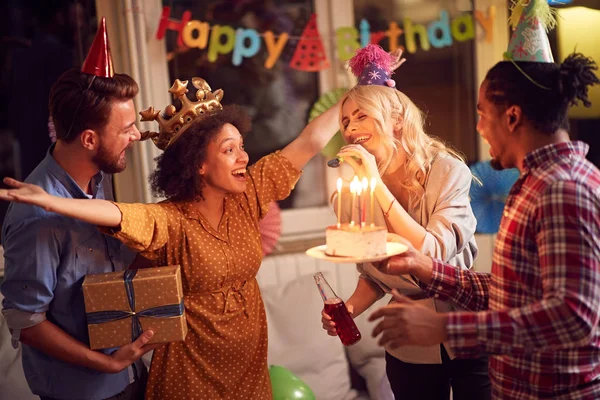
<box><xmin>370</xmin><ymin>233</ymin><xmax>447</xmax><ymax>348</ymax></box>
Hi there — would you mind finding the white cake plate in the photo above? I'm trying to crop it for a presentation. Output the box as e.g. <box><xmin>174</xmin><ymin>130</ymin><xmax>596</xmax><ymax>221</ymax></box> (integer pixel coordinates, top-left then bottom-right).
<box><xmin>306</xmin><ymin>242</ymin><xmax>408</xmax><ymax>264</ymax></box>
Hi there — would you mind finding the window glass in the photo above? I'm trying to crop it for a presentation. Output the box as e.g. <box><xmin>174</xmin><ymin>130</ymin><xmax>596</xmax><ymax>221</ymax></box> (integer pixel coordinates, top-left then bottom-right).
<box><xmin>352</xmin><ymin>0</ymin><xmax>479</xmax><ymax>162</ymax></box>
<box><xmin>162</xmin><ymin>0</ymin><xmax>325</xmax><ymax>209</ymax></box>
<box><xmin>0</xmin><ymin>0</ymin><xmax>98</xmax><ymax>228</ymax></box>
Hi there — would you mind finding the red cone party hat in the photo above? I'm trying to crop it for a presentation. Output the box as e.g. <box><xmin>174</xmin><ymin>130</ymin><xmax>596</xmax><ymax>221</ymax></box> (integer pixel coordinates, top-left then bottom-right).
<box><xmin>81</xmin><ymin>17</ymin><xmax>114</xmax><ymax>77</ymax></box>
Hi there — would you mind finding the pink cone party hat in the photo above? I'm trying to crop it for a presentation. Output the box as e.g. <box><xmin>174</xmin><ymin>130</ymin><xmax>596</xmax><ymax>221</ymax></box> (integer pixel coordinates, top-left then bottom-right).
<box><xmin>349</xmin><ymin>44</ymin><xmax>397</xmax><ymax>88</ymax></box>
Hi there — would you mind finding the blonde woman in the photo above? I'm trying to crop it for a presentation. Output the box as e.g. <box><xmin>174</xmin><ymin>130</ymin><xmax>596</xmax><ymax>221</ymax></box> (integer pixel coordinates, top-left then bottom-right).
<box><xmin>322</xmin><ymin>45</ymin><xmax>490</xmax><ymax>400</ymax></box>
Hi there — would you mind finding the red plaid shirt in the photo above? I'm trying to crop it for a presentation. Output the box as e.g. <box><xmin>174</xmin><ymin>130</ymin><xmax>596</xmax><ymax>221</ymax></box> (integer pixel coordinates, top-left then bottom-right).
<box><xmin>423</xmin><ymin>142</ymin><xmax>600</xmax><ymax>399</ymax></box>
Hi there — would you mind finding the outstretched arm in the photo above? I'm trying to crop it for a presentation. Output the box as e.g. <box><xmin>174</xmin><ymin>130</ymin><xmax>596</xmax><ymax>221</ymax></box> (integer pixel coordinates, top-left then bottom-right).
<box><xmin>0</xmin><ymin>177</ymin><xmax>122</xmax><ymax>227</ymax></box>
<box><xmin>280</xmin><ymin>100</ymin><xmax>341</xmax><ymax>171</ymax></box>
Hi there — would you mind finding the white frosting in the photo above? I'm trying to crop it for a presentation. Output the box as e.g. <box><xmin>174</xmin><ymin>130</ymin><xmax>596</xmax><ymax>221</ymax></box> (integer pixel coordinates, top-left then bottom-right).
<box><xmin>325</xmin><ymin>224</ymin><xmax>386</xmax><ymax>258</ymax></box>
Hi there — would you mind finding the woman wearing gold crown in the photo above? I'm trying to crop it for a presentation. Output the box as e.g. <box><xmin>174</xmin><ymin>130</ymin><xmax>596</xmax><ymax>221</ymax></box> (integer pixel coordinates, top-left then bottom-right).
<box><xmin>0</xmin><ymin>70</ymin><xmax>341</xmax><ymax>397</ymax></box>
<box><xmin>319</xmin><ymin>45</ymin><xmax>490</xmax><ymax>400</ymax></box>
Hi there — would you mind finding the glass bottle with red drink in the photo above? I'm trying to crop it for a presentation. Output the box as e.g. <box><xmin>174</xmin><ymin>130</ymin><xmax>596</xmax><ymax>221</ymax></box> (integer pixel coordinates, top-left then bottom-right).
<box><xmin>313</xmin><ymin>272</ymin><xmax>361</xmax><ymax>346</ymax></box>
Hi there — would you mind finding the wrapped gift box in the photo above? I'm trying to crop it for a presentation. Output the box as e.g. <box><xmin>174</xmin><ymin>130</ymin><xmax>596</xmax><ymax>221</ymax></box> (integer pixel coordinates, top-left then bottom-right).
<box><xmin>82</xmin><ymin>265</ymin><xmax>187</xmax><ymax>350</ymax></box>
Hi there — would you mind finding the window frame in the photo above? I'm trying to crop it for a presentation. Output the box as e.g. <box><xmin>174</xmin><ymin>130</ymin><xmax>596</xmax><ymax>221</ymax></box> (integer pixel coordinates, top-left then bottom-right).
<box><xmin>106</xmin><ymin>0</ymin><xmax>509</xmax><ymax>253</ymax></box>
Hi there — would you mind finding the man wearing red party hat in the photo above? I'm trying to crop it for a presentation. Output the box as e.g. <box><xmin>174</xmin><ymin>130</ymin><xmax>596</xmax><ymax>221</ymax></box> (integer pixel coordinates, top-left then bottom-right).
<box><xmin>1</xmin><ymin>17</ymin><xmax>155</xmax><ymax>400</ymax></box>
<box><xmin>369</xmin><ymin>0</ymin><xmax>600</xmax><ymax>398</ymax></box>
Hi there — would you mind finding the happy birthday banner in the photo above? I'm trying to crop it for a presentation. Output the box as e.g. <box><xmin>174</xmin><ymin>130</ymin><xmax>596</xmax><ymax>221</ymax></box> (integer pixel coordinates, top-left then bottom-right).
<box><xmin>157</xmin><ymin>6</ymin><xmax>496</xmax><ymax>72</ymax></box>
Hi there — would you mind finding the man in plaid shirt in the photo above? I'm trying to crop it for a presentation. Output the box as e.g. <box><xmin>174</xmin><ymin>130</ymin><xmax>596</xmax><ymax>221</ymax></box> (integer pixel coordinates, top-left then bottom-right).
<box><xmin>369</xmin><ymin>52</ymin><xmax>600</xmax><ymax>399</ymax></box>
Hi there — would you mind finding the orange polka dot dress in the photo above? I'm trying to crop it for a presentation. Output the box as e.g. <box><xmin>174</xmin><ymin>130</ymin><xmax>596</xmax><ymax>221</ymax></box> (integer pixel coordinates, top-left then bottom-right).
<box><xmin>107</xmin><ymin>152</ymin><xmax>301</xmax><ymax>399</ymax></box>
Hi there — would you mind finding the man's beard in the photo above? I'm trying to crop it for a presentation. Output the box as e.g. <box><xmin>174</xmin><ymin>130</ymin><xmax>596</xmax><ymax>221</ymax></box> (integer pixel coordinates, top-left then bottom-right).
<box><xmin>92</xmin><ymin>142</ymin><xmax>127</xmax><ymax>174</ymax></box>
<box><xmin>490</xmin><ymin>157</ymin><xmax>504</xmax><ymax>171</ymax></box>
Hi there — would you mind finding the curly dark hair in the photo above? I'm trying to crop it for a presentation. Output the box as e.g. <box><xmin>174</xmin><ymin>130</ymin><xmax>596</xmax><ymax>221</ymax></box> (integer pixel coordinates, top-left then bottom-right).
<box><xmin>150</xmin><ymin>104</ymin><xmax>251</xmax><ymax>201</ymax></box>
<box><xmin>484</xmin><ymin>53</ymin><xmax>599</xmax><ymax>135</ymax></box>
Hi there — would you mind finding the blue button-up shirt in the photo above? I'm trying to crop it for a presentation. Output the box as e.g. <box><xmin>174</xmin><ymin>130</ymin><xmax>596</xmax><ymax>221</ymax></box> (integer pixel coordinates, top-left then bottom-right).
<box><xmin>1</xmin><ymin>147</ymin><xmax>137</xmax><ymax>400</ymax></box>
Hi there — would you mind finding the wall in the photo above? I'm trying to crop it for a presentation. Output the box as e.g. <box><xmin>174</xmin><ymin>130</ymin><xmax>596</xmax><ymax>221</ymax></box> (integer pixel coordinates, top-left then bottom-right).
<box><xmin>557</xmin><ymin>7</ymin><xmax>600</xmax><ymax>119</ymax></box>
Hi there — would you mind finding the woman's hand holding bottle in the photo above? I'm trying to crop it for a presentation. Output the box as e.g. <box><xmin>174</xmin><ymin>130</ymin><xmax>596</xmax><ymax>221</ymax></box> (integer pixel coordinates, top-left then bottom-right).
<box><xmin>315</xmin><ymin>272</ymin><xmax>361</xmax><ymax>346</ymax></box>
<box><xmin>321</xmin><ymin>303</ymin><xmax>354</xmax><ymax>336</ymax></box>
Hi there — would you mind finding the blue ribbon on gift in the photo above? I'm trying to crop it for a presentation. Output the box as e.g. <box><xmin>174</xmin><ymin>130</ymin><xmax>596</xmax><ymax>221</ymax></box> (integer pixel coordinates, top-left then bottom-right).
<box><xmin>86</xmin><ymin>269</ymin><xmax>184</xmax><ymax>341</ymax></box>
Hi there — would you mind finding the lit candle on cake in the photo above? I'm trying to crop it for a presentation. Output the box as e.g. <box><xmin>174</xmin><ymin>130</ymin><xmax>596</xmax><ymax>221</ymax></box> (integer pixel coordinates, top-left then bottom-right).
<box><xmin>370</xmin><ymin>178</ymin><xmax>376</xmax><ymax>226</ymax></box>
<box><xmin>336</xmin><ymin>178</ymin><xmax>342</xmax><ymax>228</ymax></box>
<box><xmin>361</xmin><ymin>177</ymin><xmax>368</xmax><ymax>228</ymax></box>
<box><xmin>350</xmin><ymin>178</ymin><xmax>357</xmax><ymax>227</ymax></box>
<box><xmin>356</xmin><ymin>179</ymin><xmax>363</xmax><ymax>228</ymax></box>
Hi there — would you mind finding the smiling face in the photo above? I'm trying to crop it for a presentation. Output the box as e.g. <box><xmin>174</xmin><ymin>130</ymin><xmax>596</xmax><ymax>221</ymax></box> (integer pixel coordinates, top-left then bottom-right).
<box><xmin>340</xmin><ymin>97</ymin><xmax>395</xmax><ymax>153</ymax></box>
<box><xmin>476</xmin><ymin>81</ymin><xmax>518</xmax><ymax>170</ymax></box>
<box><xmin>92</xmin><ymin>99</ymin><xmax>141</xmax><ymax>173</ymax></box>
<box><xmin>199</xmin><ymin>123</ymin><xmax>249</xmax><ymax>196</ymax></box>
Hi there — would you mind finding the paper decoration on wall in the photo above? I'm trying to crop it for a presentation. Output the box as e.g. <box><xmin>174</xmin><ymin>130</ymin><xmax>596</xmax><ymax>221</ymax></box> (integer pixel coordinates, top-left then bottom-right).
<box><xmin>289</xmin><ymin>14</ymin><xmax>330</xmax><ymax>71</ymax></box>
<box><xmin>259</xmin><ymin>202</ymin><xmax>282</xmax><ymax>257</ymax></box>
<box><xmin>308</xmin><ymin>88</ymin><xmax>348</xmax><ymax>158</ymax></box>
<box><xmin>157</xmin><ymin>6</ymin><xmax>192</xmax><ymax>48</ymax></box>
<box><xmin>469</xmin><ymin>161</ymin><xmax>520</xmax><ymax>234</ymax></box>
<box><xmin>157</xmin><ymin>7</ymin><xmax>496</xmax><ymax>70</ymax></box>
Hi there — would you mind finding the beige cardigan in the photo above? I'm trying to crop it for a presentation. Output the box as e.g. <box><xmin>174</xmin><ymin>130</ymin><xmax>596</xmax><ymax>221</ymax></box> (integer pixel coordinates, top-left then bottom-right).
<box><xmin>342</xmin><ymin>154</ymin><xmax>478</xmax><ymax>364</ymax></box>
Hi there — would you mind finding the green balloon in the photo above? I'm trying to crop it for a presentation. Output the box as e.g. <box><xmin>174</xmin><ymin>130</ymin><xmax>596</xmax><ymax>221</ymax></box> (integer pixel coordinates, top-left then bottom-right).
<box><xmin>269</xmin><ymin>365</ymin><xmax>316</xmax><ymax>400</ymax></box>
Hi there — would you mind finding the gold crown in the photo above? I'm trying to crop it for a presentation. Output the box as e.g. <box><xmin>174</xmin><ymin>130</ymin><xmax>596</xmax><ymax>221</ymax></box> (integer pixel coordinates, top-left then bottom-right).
<box><xmin>139</xmin><ymin>77</ymin><xmax>224</xmax><ymax>150</ymax></box>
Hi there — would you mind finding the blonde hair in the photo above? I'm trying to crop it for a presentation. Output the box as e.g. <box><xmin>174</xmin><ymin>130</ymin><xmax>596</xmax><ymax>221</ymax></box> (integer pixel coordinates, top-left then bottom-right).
<box><xmin>340</xmin><ymin>85</ymin><xmax>466</xmax><ymax>200</ymax></box>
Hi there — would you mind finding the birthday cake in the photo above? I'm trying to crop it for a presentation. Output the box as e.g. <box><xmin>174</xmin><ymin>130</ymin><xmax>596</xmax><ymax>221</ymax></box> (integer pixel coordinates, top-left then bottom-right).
<box><xmin>325</xmin><ymin>224</ymin><xmax>387</xmax><ymax>258</ymax></box>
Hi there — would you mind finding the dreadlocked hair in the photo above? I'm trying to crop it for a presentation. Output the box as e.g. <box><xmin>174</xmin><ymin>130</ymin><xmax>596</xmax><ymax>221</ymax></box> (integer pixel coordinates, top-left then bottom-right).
<box><xmin>484</xmin><ymin>53</ymin><xmax>599</xmax><ymax>135</ymax></box>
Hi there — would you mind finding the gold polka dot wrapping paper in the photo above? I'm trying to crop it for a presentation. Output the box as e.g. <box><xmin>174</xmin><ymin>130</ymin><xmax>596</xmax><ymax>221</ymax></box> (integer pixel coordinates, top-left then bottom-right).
<box><xmin>82</xmin><ymin>265</ymin><xmax>188</xmax><ymax>350</ymax></box>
